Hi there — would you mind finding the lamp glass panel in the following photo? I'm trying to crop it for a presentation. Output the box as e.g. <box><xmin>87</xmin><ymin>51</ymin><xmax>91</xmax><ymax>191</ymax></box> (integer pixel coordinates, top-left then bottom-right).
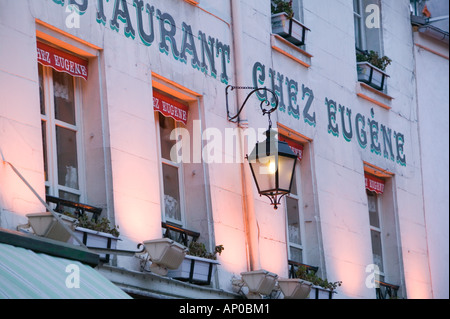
<box><xmin>278</xmin><ymin>155</ymin><xmax>296</xmax><ymax>191</ymax></box>
<box><xmin>250</xmin><ymin>155</ymin><xmax>276</xmax><ymax>193</ymax></box>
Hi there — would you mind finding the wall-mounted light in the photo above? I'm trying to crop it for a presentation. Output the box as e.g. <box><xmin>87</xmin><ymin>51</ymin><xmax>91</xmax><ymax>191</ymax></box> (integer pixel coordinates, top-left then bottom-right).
<box><xmin>240</xmin><ymin>269</ymin><xmax>278</xmax><ymax>299</ymax></box>
<box><xmin>142</xmin><ymin>238</ymin><xmax>188</xmax><ymax>276</ymax></box>
<box><xmin>226</xmin><ymin>86</ymin><xmax>297</xmax><ymax>209</ymax></box>
<box><xmin>277</xmin><ymin>278</ymin><xmax>312</xmax><ymax>299</ymax></box>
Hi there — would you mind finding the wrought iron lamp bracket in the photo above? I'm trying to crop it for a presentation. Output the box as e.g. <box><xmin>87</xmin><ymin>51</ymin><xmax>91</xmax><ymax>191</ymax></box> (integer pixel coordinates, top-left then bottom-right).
<box><xmin>225</xmin><ymin>85</ymin><xmax>279</xmax><ymax>129</ymax></box>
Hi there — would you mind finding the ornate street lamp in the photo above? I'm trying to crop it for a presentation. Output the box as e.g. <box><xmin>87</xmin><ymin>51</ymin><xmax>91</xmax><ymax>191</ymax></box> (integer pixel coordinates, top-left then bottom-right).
<box><xmin>226</xmin><ymin>85</ymin><xmax>297</xmax><ymax>209</ymax></box>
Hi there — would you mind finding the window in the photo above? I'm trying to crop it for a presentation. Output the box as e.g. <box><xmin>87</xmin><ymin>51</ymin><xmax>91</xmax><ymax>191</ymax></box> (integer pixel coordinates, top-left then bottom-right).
<box><xmin>291</xmin><ymin>0</ymin><xmax>304</xmax><ymax>23</ymax></box>
<box><xmin>353</xmin><ymin>0</ymin><xmax>383</xmax><ymax>54</ymax></box>
<box><xmin>367</xmin><ymin>190</ymin><xmax>385</xmax><ymax>280</ymax></box>
<box><xmin>39</xmin><ymin>63</ymin><xmax>84</xmax><ymax>202</ymax></box>
<box><xmin>152</xmin><ymin>79</ymin><xmax>213</xmax><ymax>248</ymax></box>
<box><xmin>156</xmin><ymin>112</ymin><xmax>186</xmax><ymax>225</ymax></box>
<box><xmin>285</xmin><ymin>167</ymin><xmax>305</xmax><ymax>263</ymax></box>
<box><xmin>272</xmin><ymin>0</ymin><xmax>304</xmax><ymax>22</ymax></box>
<box><xmin>364</xmin><ymin>169</ymin><xmax>404</xmax><ymax>297</ymax></box>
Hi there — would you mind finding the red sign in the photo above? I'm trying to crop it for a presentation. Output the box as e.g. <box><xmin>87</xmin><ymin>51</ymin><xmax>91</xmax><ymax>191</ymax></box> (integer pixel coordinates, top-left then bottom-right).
<box><xmin>36</xmin><ymin>41</ymin><xmax>88</xmax><ymax>80</ymax></box>
<box><xmin>365</xmin><ymin>174</ymin><xmax>385</xmax><ymax>194</ymax></box>
<box><xmin>153</xmin><ymin>90</ymin><xmax>189</xmax><ymax>125</ymax></box>
<box><xmin>279</xmin><ymin>135</ymin><xmax>303</xmax><ymax>161</ymax></box>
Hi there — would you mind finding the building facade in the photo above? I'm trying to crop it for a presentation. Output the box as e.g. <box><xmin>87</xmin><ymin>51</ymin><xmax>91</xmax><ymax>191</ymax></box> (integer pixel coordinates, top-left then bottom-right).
<box><xmin>0</xmin><ymin>0</ymin><xmax>448</xmax><ymax>299</ymax></box>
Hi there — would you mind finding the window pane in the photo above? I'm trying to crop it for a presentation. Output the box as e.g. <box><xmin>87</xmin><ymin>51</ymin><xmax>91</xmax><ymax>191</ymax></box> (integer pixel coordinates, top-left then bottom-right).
<box><xmin>162</xmin><ymin>163</ymin><xmax>181</xmax><ymax>222</ymax></box>
<box><xmin>289</xmin><ymin>246</ymin><xmax>303</xmax><ymax>263</ymax></box>
<box><xmin>38</xmin><ymin>64</ymin><xmax>45</xmax><ymax>115</ymax></box>
<box><xmin>58</xmin><ymin>190</ymin><xmax>80</xmax><ymax>204</ymax></box>
<box><xmin>159</xmin><ymin>113</ymin><xmax>177</xmax><ymax>161</ymax></box>
<box><xmin>353</xmin><ymin>0</ymin><xmax>361</xmax><ymax>13</ymax></box>
<box><xmin>56</xmin><ymin>126</ymin><xmax>79</xmax><ymax>190</ymax></box>
<box><xmin>371</xmin><ymin>229</ymin><xmax>384</xmax><ymax>273</ymax></box>
<box><xmin>354</xmin><ymin>16</ymin><xmax>363</xmax><ymax>50</ymax></box>
<box><xmin>287</xmin><ymin>196</ymin><xmax>301</xmax><ymax>246</ymax></box>
<box><xmin>53</xmin><ymin>69</ymin><xmax>76</xmax><ymax>125</ymax></box>
<box><xmin>291</xmin><ymin>0</ymin><xmax>303</xmax><ymax>22</ymax></box>
<box><xmin>367</xmin><ymin>192</ymin><xmax>380</xmax><ymax>228</ymax></box>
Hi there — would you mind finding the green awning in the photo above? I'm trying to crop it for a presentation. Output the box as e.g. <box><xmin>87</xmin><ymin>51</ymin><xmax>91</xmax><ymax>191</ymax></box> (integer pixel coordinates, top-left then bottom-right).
<box><xmin>0</xmin><ymin>243</ymin><xmax>131</xmax><ymax>299</ymax></box>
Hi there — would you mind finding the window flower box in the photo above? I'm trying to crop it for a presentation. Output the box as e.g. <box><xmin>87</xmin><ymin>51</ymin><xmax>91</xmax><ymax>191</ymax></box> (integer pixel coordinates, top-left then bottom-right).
<box><xmin>167</xmin><ymin>254</ymin><xmax>220</xmax><ymax>285</ymax></box>
<box><xmin>357</xmin><ymin>61</ymin><xmax>389</xmax><ymax>91</ymax></box>
<box><xmin>294</xmin><ymin>264</ymin><xmax>341</xmax><ymax>299</ymax></box>
<box><xmin>307</xmin><ymin>285</ymin><xmax>335</xmax><ymax>299</ymax></box>
<box><xmin>271</xmin><ymin>12</ymin><xmax>310</xmax><ymax>46</ymax></box>
<box><xmin>71</xmin><ymin>226</ymin><xmax>120</xmax><ymax>262</ymax></box>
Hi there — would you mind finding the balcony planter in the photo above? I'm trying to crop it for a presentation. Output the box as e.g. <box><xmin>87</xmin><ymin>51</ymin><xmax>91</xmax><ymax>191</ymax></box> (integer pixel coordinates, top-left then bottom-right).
<box><xmin>240</xmin><ymin>269</ymin><xmax>278</xmax><ymax>298</ymax></box>
<box><xmin>271</xmin><ymin>12</ymin><xmax>310</xmax><ymax>46</ymax></box>
<box><xmin>278</xmin><ymin>278</ymin><xmax>312</xmax><ymax>299</ymax></box>
<box><xmin>26</xmin><ymin>212</ymin><xmax>77</xmax><ymax>242</ymax></box>
<box><xmin>142</xmin><ymin>238</ymin><xmax>188</xmax><ymax>276</ymax></box>
<box><xmin>167</xmin><ymin>241</ymin><xmax>223</xmax><ymax>285</ymax></box>
<box><xmin>71</xmin><ymin>226</ymin><xmax>120</xmax><ymax>262</ymax></box>
<box><xmin>167</xmin><ymin>254</ymin><xmax>220</xmax><ymax>285</ymax></box>
<box><xmin>357</xmin><ymin>61</ymin><xmax>389</xmax><ymax>91</ymax></box>
<box><xmin>295</xmin><ymin>264</ymin><xmax>342</xmax><ymax>299</ymax></box>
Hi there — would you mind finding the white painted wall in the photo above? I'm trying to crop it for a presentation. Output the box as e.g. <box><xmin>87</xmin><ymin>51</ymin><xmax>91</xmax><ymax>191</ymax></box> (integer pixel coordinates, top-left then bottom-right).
<box><xmin>413</xmin><ymin>31</ymin><xmax>449</xmax><ymax>299</ymax></box>
<box><xmin>0</xmin><ymin>0</ymin><xmax>447</xmax><ymax>299</ymax></box>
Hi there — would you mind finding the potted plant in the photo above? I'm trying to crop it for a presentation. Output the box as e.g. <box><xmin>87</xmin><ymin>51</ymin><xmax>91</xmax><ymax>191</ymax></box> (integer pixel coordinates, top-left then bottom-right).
<box><xmin>271</xmin><ymin>0</ymin><xmax>310</xmax><ymax>46</ymax></box>
<box><xmin>356</xmin><ymin>50</ymin><xmax>392</xmax><ymax>91</ymax></box>
<box><xmin>70</xmin><ymin>214</ymin><xmax>121</xmax><ymax>262</ymax></box>
<box><xmin>295</xmin><ymin>265</ymin><xmax>342</xmax><ymax>299</ymax></box>
<box><xmin>167</xmin><ymin>241</ymin><xmax>224</xmax><ymax>285</ymax></box>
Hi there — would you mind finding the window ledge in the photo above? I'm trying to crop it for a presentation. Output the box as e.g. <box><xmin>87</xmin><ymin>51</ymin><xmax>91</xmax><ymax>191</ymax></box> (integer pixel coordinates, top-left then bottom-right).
<box><xmin>271</xmin><ymin>34</ymin><xmax>312</xmax><ymax>68</ymax></box>
<box><xmin>356</xmin><ymin>82</ymin><xmax>393</xmax><ymax>110</ymax></box>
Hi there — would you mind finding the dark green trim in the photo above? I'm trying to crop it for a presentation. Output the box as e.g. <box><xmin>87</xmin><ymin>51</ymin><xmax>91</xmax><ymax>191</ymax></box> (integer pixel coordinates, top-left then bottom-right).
<box><xmin>0</xmin><ymin>228</ymin><xmax>99</xmax><ymax>267</ymax></box>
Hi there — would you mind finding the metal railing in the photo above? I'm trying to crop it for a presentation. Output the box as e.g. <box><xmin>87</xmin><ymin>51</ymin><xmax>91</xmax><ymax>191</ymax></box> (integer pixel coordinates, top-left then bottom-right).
<box><xmin>376</xmin><ymin>280</ymin><xmax>400</xmax><ymax>299</ymax></box>
<box><xmin>288</xmin><ymin>260</ymin><xmax>319</xmax><ymax>278</ymax></box>
<box><xmin>46</xmin><ymin>195</ymin><xmax>102</xmax><ymax>221</ymax></box>
<box><xmin>161</xmin><ymin>222</ymin><xmax>200</xmax><ymax>247</ymax></box>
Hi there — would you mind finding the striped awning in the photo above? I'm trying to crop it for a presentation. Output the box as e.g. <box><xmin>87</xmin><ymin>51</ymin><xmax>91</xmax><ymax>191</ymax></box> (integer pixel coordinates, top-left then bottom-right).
<box><xmin>0</xmin><ymin>243</ymin><xmax>131</xmax><ymax>299</ymax></box>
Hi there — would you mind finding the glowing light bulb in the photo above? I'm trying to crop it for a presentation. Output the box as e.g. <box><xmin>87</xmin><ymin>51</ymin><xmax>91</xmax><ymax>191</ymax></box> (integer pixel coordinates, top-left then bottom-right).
<box><xmin>268</xmin><ymin>160</ymin><xmax>276</xmax><ymax>174</ymax></box>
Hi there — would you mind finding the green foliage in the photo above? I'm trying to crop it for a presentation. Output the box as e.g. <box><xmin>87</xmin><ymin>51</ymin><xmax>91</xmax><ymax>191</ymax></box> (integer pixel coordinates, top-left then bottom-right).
<box><xmin>296</xmin><ymin>265</ymin><xmax>342</xmax><ymax>291</ymax></box>
<box><xmin>188</xmin><ymin>241</ymin><xmax>224</xmax><ymax>260</ymax></box>
<box><xmin>271</xmin><ymin>0</ymin><xmax>294</xmax><ymax>19</ymax></box>
<box><xmin>66</xmin><ymin>213</ymin><xmax>120</xmax><ymax>237</ymax></box>
<box><xmin>356</xmin><ymin>50</ymin><xmax>392</xmax><ymax>71</ymax></box>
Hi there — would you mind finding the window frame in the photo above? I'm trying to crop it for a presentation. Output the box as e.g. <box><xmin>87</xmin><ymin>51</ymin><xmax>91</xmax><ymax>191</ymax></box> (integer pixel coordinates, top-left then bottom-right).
<box><xmin>39</xmin><ymin>63</ymin><xmax>86</xmax><ymax>203</ymax></box>
<box><xmin>291</xmin><ymin>0</ymin><xmax>304</xmax><ymax>23</ymax></box>
<box><xmin>285</xmin><ymin>161</ymin><xmax>306</xmax><ymax>264</ymax></box>
<box><xmin>367</xmin><ymin>189</ymin><xmax>386</xmax><ymax>281</ymax></box>
<box><xmin>353</xmin><ymin>0</ymin><xmax>366</xmax><ymax>52</ymax></box>
<box><xmin>155</xmin><ymin>110</ymin><xmax>187</xmax><ymax>227</ymax></box>
<box><xmin>353</xmin><ymin>0</ymin><xmax>384</xmax><ymax>54</ymax></box>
